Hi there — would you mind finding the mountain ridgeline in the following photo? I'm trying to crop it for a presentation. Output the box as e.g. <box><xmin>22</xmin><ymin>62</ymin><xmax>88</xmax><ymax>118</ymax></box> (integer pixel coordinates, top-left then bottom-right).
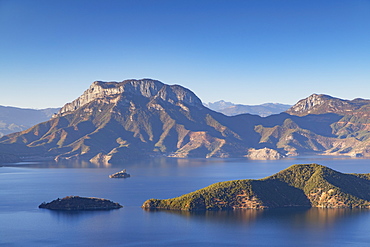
<box><xmin>205</xmin><ymin>100</ymin><xmax>291</xmax><ymax>117</ymax></box>
<box><xmin>1</xmin><ymin>79</ymin><xmax>370</xmax><ymax>163</ymax></box>
<box><xmin>142</xmin><ymin>164</ymin><xmax>370</xmax><ymax>211</ymax></box>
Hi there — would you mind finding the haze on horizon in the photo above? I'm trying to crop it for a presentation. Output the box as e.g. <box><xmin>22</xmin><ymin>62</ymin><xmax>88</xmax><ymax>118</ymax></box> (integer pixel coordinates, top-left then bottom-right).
<box><xmin>1</xmin><ymin>0</ymin><xmax>369</xmax><ymax>109</ymax></box>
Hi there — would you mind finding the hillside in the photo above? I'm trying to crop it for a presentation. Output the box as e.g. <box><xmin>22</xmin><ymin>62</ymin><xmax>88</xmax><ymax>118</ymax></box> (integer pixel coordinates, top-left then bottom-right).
<box><xmin>205</xmin><ymin>100</ymin><xmax>291</xmax><ymax>117</ymax></box>
<box><xmin>142</xmin><ymin>164</ymin><xmax>370</xmax><ymax>211</ymax></box>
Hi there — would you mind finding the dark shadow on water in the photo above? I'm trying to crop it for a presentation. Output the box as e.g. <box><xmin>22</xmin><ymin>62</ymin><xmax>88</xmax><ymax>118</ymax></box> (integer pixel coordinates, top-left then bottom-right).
<box><xmin>41</xmin><ymin>208</ymin><xmax>121</xmax><ymax>222</ymax></box>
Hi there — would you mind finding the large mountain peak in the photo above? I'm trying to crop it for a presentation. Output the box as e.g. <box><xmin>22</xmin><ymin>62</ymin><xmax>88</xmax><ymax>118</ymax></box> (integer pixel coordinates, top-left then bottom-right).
<box><xmin>2</xmin><ymin>79</ymin><xmax>249</xmax><ymax>163</ymax></box>
<box><xmin>57</xmin><ymin>79</ymin><xmax>203</xmax><ymax>117</ymax></box>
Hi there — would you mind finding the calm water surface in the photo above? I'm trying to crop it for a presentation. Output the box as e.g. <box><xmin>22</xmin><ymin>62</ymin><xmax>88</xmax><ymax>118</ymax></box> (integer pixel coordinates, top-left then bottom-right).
<box><xmin>1</xmin><ymin>156</ymin><xmax>370</xmax><ymax>246</ymax></box>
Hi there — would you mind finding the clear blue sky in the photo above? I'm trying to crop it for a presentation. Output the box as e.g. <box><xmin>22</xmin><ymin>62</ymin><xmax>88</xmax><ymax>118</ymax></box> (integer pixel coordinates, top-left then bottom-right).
<box><xmin>1</xmin><ymin>0</ymin><xmax>369</xmax><ymax>109</ymax></box>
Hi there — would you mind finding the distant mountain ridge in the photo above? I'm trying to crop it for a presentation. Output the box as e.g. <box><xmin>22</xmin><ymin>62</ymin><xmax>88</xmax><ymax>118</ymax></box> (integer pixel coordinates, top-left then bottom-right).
<box><xmin>1</xmin><ymin>79</ymin><xmax>370</xmax><ymax>163</ymax></box>
<box><xmin>0</xmin><ymin>106</ymin><xmax>60</xmax><ymax>137</ymax></box>
<box><xmin>205</xmin><ymin>100</ymin><xmax>291</xmax><ymax>117</ymax></box>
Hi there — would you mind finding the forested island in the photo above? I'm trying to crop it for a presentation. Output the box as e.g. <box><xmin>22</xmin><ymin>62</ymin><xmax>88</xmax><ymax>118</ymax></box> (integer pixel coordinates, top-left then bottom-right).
<box><xmin>39</xmin><ymin>196</ymin><xmax>122</xmax><ymax>210</ymax></box>
<box><xmin>143</xmin><ymin>164</ymin><xmax>370</xmax><ymax>211</ymax></box>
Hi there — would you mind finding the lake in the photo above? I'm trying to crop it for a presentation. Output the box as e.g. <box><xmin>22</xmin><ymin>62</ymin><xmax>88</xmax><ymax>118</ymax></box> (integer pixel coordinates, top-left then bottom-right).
<box><xmin>1</xmin><ymin>156</ymin><xmax>370</xmax><ymax>246</ymax></box>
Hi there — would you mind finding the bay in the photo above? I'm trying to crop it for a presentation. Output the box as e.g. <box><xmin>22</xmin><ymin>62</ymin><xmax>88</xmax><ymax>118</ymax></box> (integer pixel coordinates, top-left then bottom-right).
<box><xmin>1</xmin><ymin>156</ymin><xmax>370</xmax><ymax>246</ymax></box>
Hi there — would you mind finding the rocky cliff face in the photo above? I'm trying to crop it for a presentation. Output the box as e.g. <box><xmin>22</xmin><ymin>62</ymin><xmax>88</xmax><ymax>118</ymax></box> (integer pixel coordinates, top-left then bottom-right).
<box><xmin>57</xmin><ymin>79</ymin><xmax>203</xmax><ymax>116</ymax></box>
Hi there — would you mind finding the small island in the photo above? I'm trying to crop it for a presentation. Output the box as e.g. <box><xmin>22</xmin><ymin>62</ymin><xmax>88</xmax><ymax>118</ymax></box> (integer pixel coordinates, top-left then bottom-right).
<box><xmin>109</xmin><ymin>169</ymin><xmax>130</xmax><ymax>178</ymax></box>
<box><xmin>39</xmin><ymin>196</ymin><xmax>122</xmax><ymax>210</ymax></box>
<box><xmin>142</xmin><ymin>164</ymin><xmax>370</xmax><ymax>211</ymax></box>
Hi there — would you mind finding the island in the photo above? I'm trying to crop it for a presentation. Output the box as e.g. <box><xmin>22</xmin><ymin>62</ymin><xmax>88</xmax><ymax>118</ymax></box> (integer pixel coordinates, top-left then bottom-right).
<box><xmin>39</xmin><ymin>196</ymin><xmax>123</xmax><ymax>210</ymax></box>
<box><xmin>109</xmin><ymin>169</ymin><xmax>130</xmax><ymax>178</ymax></box>
<box><xmin>142</xmin><ymin>164</ymin><xmax>370</xmax><ymax>211</ymax></box>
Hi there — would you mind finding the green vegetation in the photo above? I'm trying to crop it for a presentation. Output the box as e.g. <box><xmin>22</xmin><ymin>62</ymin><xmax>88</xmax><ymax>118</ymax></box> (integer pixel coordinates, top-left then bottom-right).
<box><xmin>143</xmin><ymin>164</ymin><xmax>370</xmax><ymax>211</ymax></box>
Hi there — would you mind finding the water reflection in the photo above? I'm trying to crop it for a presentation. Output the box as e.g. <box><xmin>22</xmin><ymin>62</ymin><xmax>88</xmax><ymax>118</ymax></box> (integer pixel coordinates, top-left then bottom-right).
<box><xmin>2</xmin><ymin>157</ymin><xmax>243</xmax><ymax>169</ymax></box>
<box><xmin>3</xmin><ymin>159</ymin><xmax>111</xmax><ymax>168</ymax></box>
<box><xmin>155</xmin><ymin>208</ymin><xmax>264</xmax><ymax>226</ymax></box>
<box><xmin>44</xmin><ymin>208</ymin><xmax>117</xmax><ymax>218</ymax></box>
<box><xmin>151</xmin><ymin>207</ymin><xmax>368</xmax><ymax>228</ymax></box>
<box><xmin>3</xmin><ymin>156</ymin><xmax>370</xmax><ymax>171</ymax></box>
<box><xmin>301</xmin><ymin>208</ymin><xmax>366</xmax><ymax>227</ymax></box>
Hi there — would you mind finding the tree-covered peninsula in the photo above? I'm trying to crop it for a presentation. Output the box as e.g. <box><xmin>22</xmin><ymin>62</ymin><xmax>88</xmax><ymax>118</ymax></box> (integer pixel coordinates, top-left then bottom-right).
<box><xmin>142</xmin><ymin>164</ymin><xmax>370</xmax><ymax>211</ymax></box>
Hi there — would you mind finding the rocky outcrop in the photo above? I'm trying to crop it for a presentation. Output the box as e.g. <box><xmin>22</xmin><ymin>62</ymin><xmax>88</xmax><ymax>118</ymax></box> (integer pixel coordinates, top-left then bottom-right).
<box><xmin>142</xmin><ymin>164</ymin><xmax>370</xmax><ymax>211</ymax></box>
<box><xmin>246</xmin><ymin>148</ymin><xmax>285</xmax><ymax>160</ymax></box>
<box><xmin>39</xmin><ymin>196</ymin><xmax>122</xmax><ymax>210</ymax></box>
<box><xmin>109</xmin><ymin>169</ymin><xmax>130</xmax><ymax>178</ymax></box>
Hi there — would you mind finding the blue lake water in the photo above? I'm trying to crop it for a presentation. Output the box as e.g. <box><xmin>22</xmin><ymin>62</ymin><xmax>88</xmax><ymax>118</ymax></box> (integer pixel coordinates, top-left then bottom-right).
<box><xmin>1</xmin><ymin>156</ymin><xmax>370</xmax><ymax>246</ymax></box>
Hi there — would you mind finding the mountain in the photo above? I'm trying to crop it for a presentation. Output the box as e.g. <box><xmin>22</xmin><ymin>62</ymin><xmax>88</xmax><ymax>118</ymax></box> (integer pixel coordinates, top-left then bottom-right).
<box><xmin>205</xmin><ymin>100</ymin><xmax>291</xmax><ymax>117</ymax></box>
<box><xmin>1</xmin><ymin>80</ymin><xmax>370</xmax><ymax>163</ymax></box>
<box><xmin>286</xmin><ymin>94</ymin><xmax>370</xmax><ymax>116</ymax></box>
<box><xmin>142</xmin><ymin>164</ymin><xmax>370</xmax><ymax>211</ymax></box>
<box><xmin>283</xmin><ymin>94</ymin><xmax>370</xmax><ymax>156</ymax></box>
<box><xmin>0</xmin><ymin>105</ymin><xmax>60</xmax><ymax>137</ymax></box>
<box><xmin>0</xmin><ymin>79</ymin><xmax>265</xmax><ymax>163</ymax></box>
